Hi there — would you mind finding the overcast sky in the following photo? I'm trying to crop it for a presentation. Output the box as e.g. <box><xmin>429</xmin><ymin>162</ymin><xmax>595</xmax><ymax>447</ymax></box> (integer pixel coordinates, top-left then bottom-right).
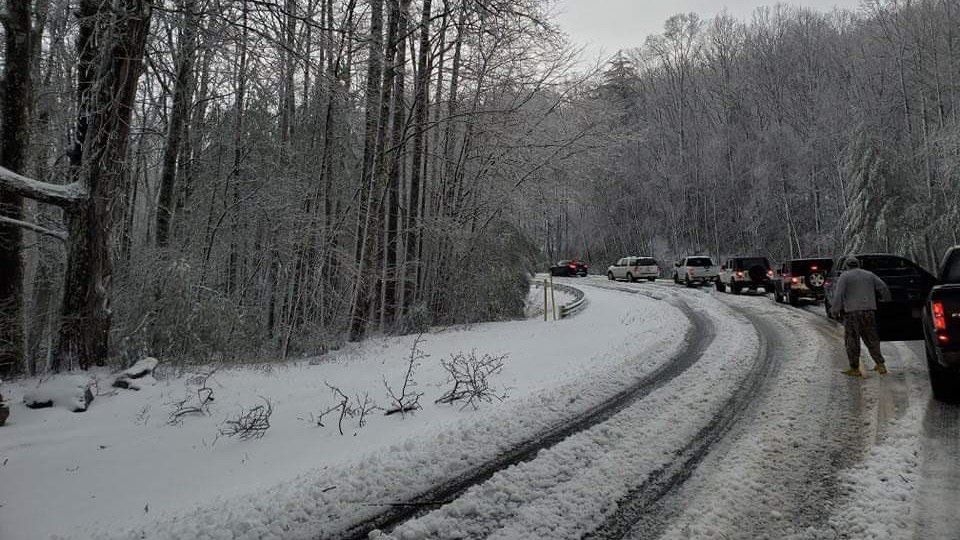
<box><xmin>553</xmin><ymin>0</ymin><xmax>864</xmax><ymax>64</ymax></box>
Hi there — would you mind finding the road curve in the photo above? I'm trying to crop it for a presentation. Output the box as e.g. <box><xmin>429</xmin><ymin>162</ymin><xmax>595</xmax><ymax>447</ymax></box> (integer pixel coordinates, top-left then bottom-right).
<box><xmin>336</xmin><ymin>287</ymin><xmax>715</xmax><ymax>539</ymax></box>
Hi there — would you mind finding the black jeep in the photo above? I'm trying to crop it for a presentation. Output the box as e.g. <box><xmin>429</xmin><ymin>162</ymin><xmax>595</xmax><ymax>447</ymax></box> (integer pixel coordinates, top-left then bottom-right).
<box><xmin>772</xmin><ymin>258</ymin><xmax>833</xmax><ymax>306</ymax></box>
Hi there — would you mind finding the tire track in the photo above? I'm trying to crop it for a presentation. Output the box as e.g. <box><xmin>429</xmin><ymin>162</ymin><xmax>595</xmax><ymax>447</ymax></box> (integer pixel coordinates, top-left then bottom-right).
<box><xmin>335</xmin><ymin>290</ymin><xmax>715</xmax><ymax>540</ymax></box>
<box><xmin>583</xmin><ymin>303</ymin><xmax>777</xmax><ymax>539</ymax></box>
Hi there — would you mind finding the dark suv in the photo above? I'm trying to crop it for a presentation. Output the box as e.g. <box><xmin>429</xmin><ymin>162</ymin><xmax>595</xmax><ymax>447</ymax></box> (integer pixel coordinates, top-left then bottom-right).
<box><xmin>717</xmin><ymin>257</ymin><xmax>774</xmax><ymax>294</ymax></box>
<box><xmin>549</xmin><ymin>260</ymin><xmax>588</xmax><ymax>277</ymax></box>
<box><xmin>825</xmin><ymin>254</ymin><xmax>936</xmax><ymax>341</ymax></box>
<box><xmin>772</xmin><ymin>258</ymin><xmax>834</xmax><ymax>306</ymax></box>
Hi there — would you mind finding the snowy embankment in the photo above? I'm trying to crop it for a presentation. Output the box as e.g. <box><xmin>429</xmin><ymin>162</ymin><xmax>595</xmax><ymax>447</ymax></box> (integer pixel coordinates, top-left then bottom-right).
<box><xmin>383</xmin><ymin>285</ymin><xmax>761</xmax><ymax>539</ymax></box>
<box><xmin>0</xmin><ymin>279</ymin><xmax>686</xmax><ymax>540</ymax></box>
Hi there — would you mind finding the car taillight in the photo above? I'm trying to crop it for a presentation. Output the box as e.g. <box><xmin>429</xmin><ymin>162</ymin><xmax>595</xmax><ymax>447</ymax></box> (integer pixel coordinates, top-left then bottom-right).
<box><xmin>933</xmin><ymin>301</ymin><xmax>950</xmax><ymax>345</ymax></box>
<box><xmin>569</xmin><ymin>264</ymin><xmax>577</xmax><ymax>269</ymax></box>
<box><xmin>811</xmin><ymin>265</ymin><xmax>818</xmax><ymax>271</ymax></box>
<box><xmin>933</xmin><ymin>301</ymin><xmax>946</xmax><ymax>331</ymax></box>
<box><xmin>736</xmin><ymin>271</ymin><xmax>744</xmax><ymax>278</ymax></box>
<box><xmin>791</xmin><ymin>277</ymin><xmax>799</xmax><ymax>284</ymax></box>
<box><xmin>767</xmin><ymin>269</ymin><xmax>774</xmax><ymax>277</ymax></box>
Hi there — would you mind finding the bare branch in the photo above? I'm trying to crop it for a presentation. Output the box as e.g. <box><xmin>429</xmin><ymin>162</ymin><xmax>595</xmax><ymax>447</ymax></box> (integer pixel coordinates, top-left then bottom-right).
<box><xmin>0</xmin><ymin>166</ymin><xmax>86</xmax><ymax>207</ymax></box>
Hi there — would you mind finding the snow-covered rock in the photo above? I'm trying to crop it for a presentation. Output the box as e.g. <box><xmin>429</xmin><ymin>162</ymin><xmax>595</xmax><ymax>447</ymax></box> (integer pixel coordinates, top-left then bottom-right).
<box><xmin>22</xmin><ymin>375</ymin><xmax>95</xmax><ymax>412</ymax></box>
<box><xmin>113</xmin><ymin>357</ymin><xmax>159</xmax><ymax>390</ymax></box>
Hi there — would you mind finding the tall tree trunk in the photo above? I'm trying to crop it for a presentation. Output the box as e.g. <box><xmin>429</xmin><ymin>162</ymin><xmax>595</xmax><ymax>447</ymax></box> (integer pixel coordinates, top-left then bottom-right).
<box><xmin>404</xmin><ymin>0</ymin><xmax>431</xmax><ymax>311</ymax></box>
<box><xmin>156</xmin><ymin>0</ymin><xmax>199</xmax><ymax>248</ymax></box>
<box><xmin>347</xmin><ymin>0</ymin><xmax>385</xmax><ymax>341</ymax></box>
<box><xmin>0</xmin><ymin>0</ymin><xmax>35</xmax><ymax>375</ymax></box>
<box><xmin>54</xmin><ymin>0</ymin><xmax>153</xmax><ymax>370</ymax></box>
<box><xmin>383</xmin><ymin>0</ymin><xmax>410</xmax><ymax>328</ymax></box>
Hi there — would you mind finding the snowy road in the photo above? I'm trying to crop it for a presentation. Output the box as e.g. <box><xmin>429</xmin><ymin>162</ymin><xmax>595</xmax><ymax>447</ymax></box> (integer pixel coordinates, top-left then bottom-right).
<box><xmin>373</xmin><ymin>279</ymin><xmax>960</xmax><ymax>540</ymax></box>
<box><xmin>3</xmin><ymin>277</ymin><xmax>957</xmax><ymax>540</ymax></box>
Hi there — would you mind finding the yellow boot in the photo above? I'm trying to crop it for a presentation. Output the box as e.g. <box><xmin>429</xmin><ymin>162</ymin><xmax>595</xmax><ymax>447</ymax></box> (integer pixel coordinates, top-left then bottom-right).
<box><xmin>842</xmin><ymin>368</ymin><xmax>863</xmax><ymax>378</ymax></box>
<box><xmin>872</xmin><ymin>364</ymin><xmax>888</xmax><ymax>375</ymax></box>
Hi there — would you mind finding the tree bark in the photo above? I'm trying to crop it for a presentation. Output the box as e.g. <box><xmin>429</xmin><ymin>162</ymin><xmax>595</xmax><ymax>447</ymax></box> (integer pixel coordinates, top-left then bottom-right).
<box><xmin>0</xmin><ymin>0</ymin><xmax>35</xmax><ymax>375</ymax></box>
<box><xmin>54</xmin><ymin>0</ymin><xmax>153</xmax><ymax>371</ymax></box>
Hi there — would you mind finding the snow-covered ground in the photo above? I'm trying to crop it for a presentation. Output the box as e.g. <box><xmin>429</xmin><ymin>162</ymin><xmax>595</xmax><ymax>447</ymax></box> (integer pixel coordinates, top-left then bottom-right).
<box><xmin>384</xmin><ymin>284</ymin><xmax>761</xmax><ymax>539</ymax></box>
<box><xmin>3</xmin><ymin>279</ymin><xmax>957</xmax><ymax>540</ymax></box>
<box><xmin>0</xmin><ymin>278</ymin><xmax>686</xmax><ymax>540</ymax></box>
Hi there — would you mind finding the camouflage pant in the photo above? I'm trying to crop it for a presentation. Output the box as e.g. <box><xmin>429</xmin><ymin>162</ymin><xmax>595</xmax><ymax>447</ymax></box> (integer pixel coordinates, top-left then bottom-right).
<box><xmin>843</xmin><ymin>310</ymin><xmax>886</xmax><ymax>369</ymax></box>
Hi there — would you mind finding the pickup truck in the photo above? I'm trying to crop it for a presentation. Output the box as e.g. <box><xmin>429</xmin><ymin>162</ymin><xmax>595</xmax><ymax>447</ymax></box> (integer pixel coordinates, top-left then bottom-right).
<box><xmin>825</xmin><ymin>254</ymin><xmax>936</xmax><ymax>342</ymax></box>
<box><xmin>923</xmin><ymin>246</ymin><xmax>960</xmax><ymax>402</ymax></box>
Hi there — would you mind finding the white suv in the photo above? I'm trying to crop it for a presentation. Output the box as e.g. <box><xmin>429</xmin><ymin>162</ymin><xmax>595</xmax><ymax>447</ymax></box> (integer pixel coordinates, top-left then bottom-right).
<box><xmin>607</xmin><ymin>256</ymin><xmax>660</xmax><ymax>282</ymax></box>
<box><xmin>672</xmin><ymin>256</ymin><xmax>720</xmax><ymax>287</ymax></box>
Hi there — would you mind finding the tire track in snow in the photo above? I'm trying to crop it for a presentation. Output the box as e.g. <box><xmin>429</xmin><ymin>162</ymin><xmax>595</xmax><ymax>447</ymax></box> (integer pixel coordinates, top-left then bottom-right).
<box><xmin>650</xmin><ymin>294</ymin><xmax>869</xmax><ymax>539</ymax></box>
<box><xmin>582</xmin><ymin>292</ymin><xmax>777</xmax><ymax>540</ymax></box>
<box><xmin>338</xmin><ymin>286</ymin><xmax>715</xmax><ymax>540</ymax></box>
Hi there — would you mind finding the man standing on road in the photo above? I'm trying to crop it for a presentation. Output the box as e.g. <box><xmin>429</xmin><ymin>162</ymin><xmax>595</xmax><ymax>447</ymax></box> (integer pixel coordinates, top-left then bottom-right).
<box><xmin>830</xmin><ymin>258</ymin><xmax>892</xmax><ymax>377</ymax></box>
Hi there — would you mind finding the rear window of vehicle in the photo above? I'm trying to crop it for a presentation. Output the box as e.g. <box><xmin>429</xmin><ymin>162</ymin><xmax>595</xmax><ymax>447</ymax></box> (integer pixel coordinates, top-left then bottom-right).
<box><xmin>687</xmin><ymin>257</ymin><xmax>713</xmax><ymax>267</ymax></box>
<box><xmin>636</xmin><ymin>258</ymin><xmax>657</xmax><ymax>266</ymax></box>
<box><xmin>789</xmin><ymin>259</ymin><xmax>833</xmax><ymax>274</ymax></box>
<box><xmin>858</xmin><ymin>256</ymin><xmax>911</xmax><ymax>271</ymax></box>
<box><xmin>736</xmin><ymin>258</ymin><xmax>769</xmax><ymax>269</ymax></box>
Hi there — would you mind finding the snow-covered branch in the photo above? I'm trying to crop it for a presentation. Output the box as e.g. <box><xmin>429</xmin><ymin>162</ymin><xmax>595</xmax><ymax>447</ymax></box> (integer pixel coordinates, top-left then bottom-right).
<box><xmin>0</xmin><ymin>166</ymin><xmax>87</xmax><ymax>207</ymax></box>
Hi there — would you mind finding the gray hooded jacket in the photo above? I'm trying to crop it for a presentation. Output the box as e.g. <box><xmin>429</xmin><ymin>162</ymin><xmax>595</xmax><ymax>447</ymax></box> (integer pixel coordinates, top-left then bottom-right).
<box><xmin>831</xmin><ymin>268</ymin><xmax>892</xmax><ymax>313</ymax></box>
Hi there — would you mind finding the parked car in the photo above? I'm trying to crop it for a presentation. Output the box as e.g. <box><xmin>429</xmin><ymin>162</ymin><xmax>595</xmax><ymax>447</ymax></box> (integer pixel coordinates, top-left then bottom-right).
<box><xmin>607</xmin><ymin>256</ymin><xmax>660</xmax><ymax>282</ymax></box>
<box><xmin>922</xmin><ymin>246</ymin><xmax>960</xmax><ymax>402</ymax></box>
<box><xmin>716</xmin><ymin>257</ymin><xmax>774</xmax><ymax>294</ymax></box>
<box><xmin>550</xmin><ymin>259</ymin><xmax>588</xmax><ymax>277</ymax></box>
<box><xmin>824</xmin><ymin>254</ymin><xmax>936</xmax><ymax>342</ymax></box>
<box><xmin>672</xmin><ymin>256</ymin><xmax>720</xmax><ymax>287</ymax></box>
<box><xmin>772</xmin><ymin>258</ymin><xmax>834</xmax><ymax>306</ymax></box>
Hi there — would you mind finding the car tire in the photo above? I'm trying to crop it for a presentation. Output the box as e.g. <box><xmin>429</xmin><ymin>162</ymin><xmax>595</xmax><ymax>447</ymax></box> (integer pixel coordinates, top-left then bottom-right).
<box><xmin>607</xmin><ymin>272</ymin><xmax>615</xmax><ymax>281</ymax></box>
<box><xmin>684</xmin><ymin>275</ymin><xmax>693</xmax><ymax>288</ymax></box>
<box><xmin>627</xmin><ymin>272</ymin><xmax>635</xmax><ymax>283</ymax></box>
<box><xmin>716</xmin><ymin>281</ymin><xmax>726</xmax><ymax>293</ymax></box>
<box><xmin>648</xmin><ymin>277</ymin><xmax>656</xmax><ymax>282</ymax></box>
<box><xmin>731</xmin><ymin>281</ymin><xmax>741</xmax><ymax>295</ymax></box>
<box><xmin>927</xmin><ymin>347</ymin><xmax>960</xmax><ymax>403</ymax></box>
<box><xmin>788</xmin><ymin>291</ymin><xmax>799</xmax><ymax>306</ymax></box>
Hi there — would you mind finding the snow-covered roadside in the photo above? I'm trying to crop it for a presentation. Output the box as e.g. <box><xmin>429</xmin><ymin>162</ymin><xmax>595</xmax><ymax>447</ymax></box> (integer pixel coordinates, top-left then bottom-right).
<box><xmin>382</xmin><ymin>286</ymin><xmax>761</xmax><ymax>539</ymax></box>
<box><xmin>0</xmin><ymin>282</ymin><xmax>687</xmax><ymax>540</ymax></box>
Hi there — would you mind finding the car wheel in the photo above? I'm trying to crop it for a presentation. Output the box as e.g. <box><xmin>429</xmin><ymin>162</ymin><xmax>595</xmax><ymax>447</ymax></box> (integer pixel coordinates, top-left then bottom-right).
<box><xmin>716</xmin><ymin>281</ymin><xmax>726</xmax><ymax>293</ymax></box>
<box><xmin>927</xmin><ymin>347</ymin><xmax>960</xmax><ymax>403</ymax></box>
<box><xmin>607</xmin><ymin>272</ymin><xmax>615</xmax><ymax>281</ymax></box>
<box><xmin>731</xmin><ymin>282</ymin><xmax>742</xmax><ymax>295</ymax></box>
<box><xmin>684</xmin><ymin>275</ymin><xmax>693</xmax><ymax>288</ymax></box>
<box><xmin>788</xmin><ymin>291</ymin><xmax>799</xmax><ymax>306</ymax></box>
<box><xmin>627</xmin><ymin>272</ymin><xmax>635</xmax><ymax>283</ymax></box>
<box><xmin>648</xmin><ymin>277</ymin><xmax>656</xmax><ymax>282</ymax></box>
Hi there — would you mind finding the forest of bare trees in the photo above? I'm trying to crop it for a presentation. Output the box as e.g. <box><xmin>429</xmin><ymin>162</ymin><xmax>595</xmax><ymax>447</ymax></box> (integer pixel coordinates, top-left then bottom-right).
<box><xmin>1</xmin><ymin>0</ymin><xmax>959</xmax><ymax>376</ymax></box>
<box><xmin>0</xmin><ymin>0</ymin><xmax>585</xmax><ymax>375</ymax></box>
<box><xmin>559</xmin><ymin>1</ymin><xmax>960</xmax><ymax>272</ymax></box>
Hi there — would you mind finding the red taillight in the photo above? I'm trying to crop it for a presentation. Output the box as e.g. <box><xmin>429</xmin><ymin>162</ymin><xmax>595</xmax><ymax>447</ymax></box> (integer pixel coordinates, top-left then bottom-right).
<box><xmin>736</xmin><ymin>271</ymin><xmax>744</xmax><ymax>278</ymax></box>
<box><xmin>791</xmin><ymin>277</ymin><xmax>800</xmax><ymax>284</ymax></box>
<box><xmin>938</xmin><ymin>334</ymin><xmax>951</xmax><ymax>344</ymax></box>
<box><xmin>811</xmin><ymin>265</ymin><xmax>818</xmax><ymax>271</ymax></box>
<box><xmin>933</xmin><ymin>301</ymin><xmax>947</xmax><ymax>331</ymax></box>
<box><xmin>767</xmin><ymin>269</ymin><xmax>774</xmax><ymax>277</ymax></box>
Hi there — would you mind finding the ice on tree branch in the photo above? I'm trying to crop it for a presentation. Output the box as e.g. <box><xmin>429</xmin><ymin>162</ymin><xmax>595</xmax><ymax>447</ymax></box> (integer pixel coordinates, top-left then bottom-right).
<box><xmin>0</xmin><ymin>165</ymin><xmax>87</xmax><ymax>207</ymax></box>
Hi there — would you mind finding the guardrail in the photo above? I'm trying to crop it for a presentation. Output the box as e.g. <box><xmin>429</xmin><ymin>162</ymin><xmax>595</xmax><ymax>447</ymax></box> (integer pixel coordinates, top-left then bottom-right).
<box><xmin>553</xmin><ymin>282</ymin><xmax>587</xmax><ymax>319</ymax></box>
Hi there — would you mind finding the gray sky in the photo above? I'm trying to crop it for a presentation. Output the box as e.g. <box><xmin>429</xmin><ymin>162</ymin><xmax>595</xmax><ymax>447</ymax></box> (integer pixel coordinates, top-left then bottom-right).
<box><xmin>553</xmin><ymin>0</ymin><xmax>864</xmax><ymax>64</ymax></box>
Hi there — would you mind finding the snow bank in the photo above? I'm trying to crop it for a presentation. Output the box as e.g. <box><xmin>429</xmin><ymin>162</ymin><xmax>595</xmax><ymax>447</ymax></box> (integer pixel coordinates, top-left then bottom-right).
<box><xmin>0</xmin><ymin>280</ymin><xmax>687</xmax><ymax>540</ymax></box>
